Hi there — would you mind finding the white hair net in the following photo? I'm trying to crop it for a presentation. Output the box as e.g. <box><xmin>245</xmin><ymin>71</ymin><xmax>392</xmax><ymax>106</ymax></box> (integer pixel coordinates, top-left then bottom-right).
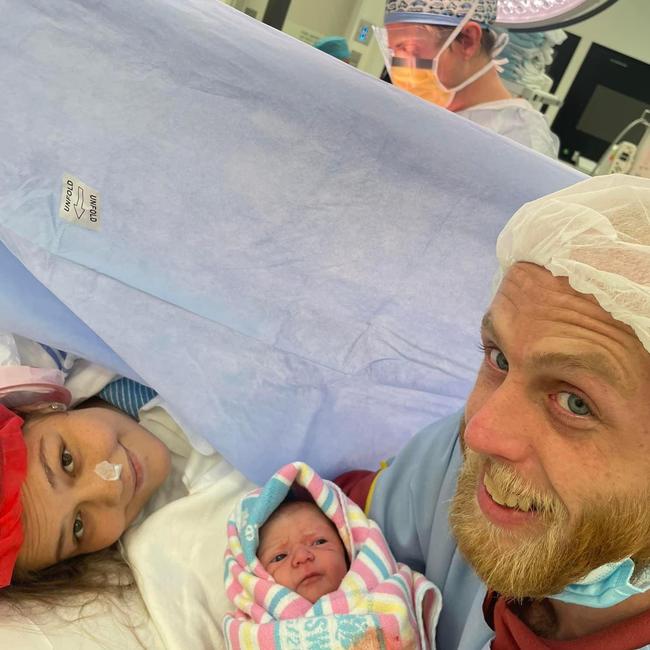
<box><xmin>495</xmin><ymin>174</ymin><xmax>650</xmax><ymax>353</ymax></box>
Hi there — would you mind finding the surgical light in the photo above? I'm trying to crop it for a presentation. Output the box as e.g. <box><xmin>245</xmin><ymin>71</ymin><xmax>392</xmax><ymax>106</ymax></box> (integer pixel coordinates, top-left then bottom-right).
<box><xmin>496</xmin><ymin>0</ymin><xmax>619</xmax><ymax>30</ymax></box>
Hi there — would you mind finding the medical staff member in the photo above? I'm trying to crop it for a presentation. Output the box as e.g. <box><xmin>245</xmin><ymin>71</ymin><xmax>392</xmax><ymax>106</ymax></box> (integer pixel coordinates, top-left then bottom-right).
<box><xmin>382</xmin><ymin>0</ymin><xmax>559</xmax><ymax>157</ymax></box>
<box><xmin>313</xmin><ymin>36</ymin><xmax>351</xmax><ymax>64</ymax></box>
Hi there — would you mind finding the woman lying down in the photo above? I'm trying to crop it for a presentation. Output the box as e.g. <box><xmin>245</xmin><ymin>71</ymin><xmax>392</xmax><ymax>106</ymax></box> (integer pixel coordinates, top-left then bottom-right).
<box><xmin>0</xmin><ymin>381</ymin><xmax>439</xmax><ymax>648</ymax></box>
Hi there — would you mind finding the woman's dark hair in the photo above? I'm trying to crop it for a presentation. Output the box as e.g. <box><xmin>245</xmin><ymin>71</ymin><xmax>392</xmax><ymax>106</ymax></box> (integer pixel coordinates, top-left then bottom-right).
<box><xmin>0</xmin><ymin>544</ymin><xmax>135</xmax><ymax>613</ymax></box>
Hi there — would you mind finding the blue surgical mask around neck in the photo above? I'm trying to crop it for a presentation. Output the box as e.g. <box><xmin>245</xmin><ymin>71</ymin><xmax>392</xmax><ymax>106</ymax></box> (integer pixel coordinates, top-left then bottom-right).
<box><xmin>549</xmin><ymin>558</ymin><xmax>650</xmax><ymax>609</ymax></box>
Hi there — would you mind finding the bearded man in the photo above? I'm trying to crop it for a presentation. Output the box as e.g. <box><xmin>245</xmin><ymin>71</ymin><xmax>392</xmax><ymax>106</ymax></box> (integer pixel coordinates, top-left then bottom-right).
<box><xmin>337</xmin><ymin>174</ymin><xmax>650</xmax><ymax>649</ymax></box>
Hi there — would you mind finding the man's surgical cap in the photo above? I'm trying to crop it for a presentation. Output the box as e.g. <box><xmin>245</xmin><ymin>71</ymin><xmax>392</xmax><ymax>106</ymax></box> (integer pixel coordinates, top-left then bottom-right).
<box><xmin>495</xmin><ymin>174</ymin><xmax>650</xmax><ymax>353</ymax></box>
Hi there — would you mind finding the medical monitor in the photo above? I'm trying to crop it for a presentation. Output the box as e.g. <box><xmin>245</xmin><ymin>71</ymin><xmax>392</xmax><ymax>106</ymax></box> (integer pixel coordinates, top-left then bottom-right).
<box><xmin>552</xmin><ymin>43</ymin><xmax>650</xmax><ymax>164</ymax></box>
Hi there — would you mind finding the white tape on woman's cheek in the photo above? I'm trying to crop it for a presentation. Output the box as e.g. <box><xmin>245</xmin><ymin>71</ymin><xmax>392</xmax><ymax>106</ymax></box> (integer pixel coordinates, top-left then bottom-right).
<box><xmin>95</xmin><ymin>461</ymin><xmax>123</xmax><ymax>481</ymax></box>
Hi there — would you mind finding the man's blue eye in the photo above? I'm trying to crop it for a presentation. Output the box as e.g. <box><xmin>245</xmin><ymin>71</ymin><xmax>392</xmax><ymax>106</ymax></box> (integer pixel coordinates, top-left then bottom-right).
<box><xmin>557</xmin><ymin>392</ymin><xmax>592</xmax><ymax>416</ymax></box>
<box><xmin>489</xmin><ymin>348</ymin><xmax>509</xmax><ymax>371</ymax></box>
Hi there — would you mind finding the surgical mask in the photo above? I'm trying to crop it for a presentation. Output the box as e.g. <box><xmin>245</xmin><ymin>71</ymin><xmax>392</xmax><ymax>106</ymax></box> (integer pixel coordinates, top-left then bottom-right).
<box><xmin>549</xmin><ymin>558</ymin><xmax>650</xmax><ymax>609</ymax></box>
<box><xmin>388</xmin><ymin>58</ymin><xmax>456</xmax><ymax>107</ymax></box>
<box><xmin>375</xmin><ymin>0</ymin><xmax>508</xmax><ymax>109</ymax></box>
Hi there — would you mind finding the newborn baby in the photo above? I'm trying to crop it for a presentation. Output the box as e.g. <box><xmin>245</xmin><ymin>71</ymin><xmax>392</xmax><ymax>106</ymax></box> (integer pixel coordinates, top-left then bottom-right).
<box><xmin>257</xmin><ymin>500</ymin><xmax>349</xmax><ymax>603</ymax></box>
<box><xmin>223</xmin><ymin>462</ymin><xmax>440</xmax><ymax>649</ymax></box>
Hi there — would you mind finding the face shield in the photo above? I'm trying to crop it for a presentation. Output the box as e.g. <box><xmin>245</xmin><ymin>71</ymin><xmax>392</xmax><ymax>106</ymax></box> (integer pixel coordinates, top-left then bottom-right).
<box><xmin>375</xmin><ymin>23</ymin><xmax>456</xmax><ymax>107</ymax></box>
<box><xmin>375</xmin><ymin>0</ymin><xmax>507</xmax><ymax>109</ymax></box>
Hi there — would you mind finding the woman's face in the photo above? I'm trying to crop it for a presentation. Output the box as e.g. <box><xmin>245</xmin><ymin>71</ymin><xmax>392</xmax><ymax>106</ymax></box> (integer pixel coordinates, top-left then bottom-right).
<box><xmin>17</xmin><ymin>406</ymin><xmax>171</xmax><ymax>571</ymax></box>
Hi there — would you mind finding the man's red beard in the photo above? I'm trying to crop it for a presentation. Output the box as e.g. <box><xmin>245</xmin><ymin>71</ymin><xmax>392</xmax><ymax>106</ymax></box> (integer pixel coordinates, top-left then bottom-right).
<box><xmin>449</xmin><ymin>448</ymin><xmax>650</xmax><ymax>599</ymax></box>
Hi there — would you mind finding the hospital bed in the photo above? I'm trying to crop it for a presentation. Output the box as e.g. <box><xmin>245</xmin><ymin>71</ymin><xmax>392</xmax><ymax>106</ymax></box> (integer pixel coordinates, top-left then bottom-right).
<box><xmin>0</xmin><ymin>0</ymin><xmax>583</xmax><ymax>647</ymax></box>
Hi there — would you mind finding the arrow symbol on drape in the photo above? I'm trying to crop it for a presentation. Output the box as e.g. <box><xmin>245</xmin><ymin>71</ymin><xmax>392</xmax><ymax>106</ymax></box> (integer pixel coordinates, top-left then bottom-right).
<box><xmin>74</xmin><ymin>186</ymin><xmax>85</xmax><ymax>219</ymax></box>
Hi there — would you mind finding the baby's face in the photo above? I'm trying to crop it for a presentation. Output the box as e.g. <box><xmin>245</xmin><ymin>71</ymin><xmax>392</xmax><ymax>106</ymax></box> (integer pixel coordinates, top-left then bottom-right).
<box><xmin>258</xmin><ymin>502</ymin><xmax>348</xmax><ymax>603</ymax></box>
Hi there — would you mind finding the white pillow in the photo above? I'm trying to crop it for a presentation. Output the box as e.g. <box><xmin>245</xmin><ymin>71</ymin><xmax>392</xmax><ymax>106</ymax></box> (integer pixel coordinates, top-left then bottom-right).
<box><xmin>123</xmin><ymin>454</ymin><xmax>255</xmax><ymax>649</ymax></box>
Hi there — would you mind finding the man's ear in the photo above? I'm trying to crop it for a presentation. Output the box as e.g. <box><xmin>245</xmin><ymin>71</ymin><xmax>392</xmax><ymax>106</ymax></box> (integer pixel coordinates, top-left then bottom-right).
<box><xmin>452</xmin><ymin>21</ymin><xmax>483</xmax><ymax>60</ymax></box>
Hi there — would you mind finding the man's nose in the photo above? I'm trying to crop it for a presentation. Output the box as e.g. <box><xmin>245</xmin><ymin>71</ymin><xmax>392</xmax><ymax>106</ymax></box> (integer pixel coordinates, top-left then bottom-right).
<box><xmin>464</xmin><ymin>379</ymin><xmax>535</xmax><ymax>464</ymax></box>
<box><xmin>291</xmin><ymin>545</ymin><xmax>314</xmax><ymax>566</ymax></box>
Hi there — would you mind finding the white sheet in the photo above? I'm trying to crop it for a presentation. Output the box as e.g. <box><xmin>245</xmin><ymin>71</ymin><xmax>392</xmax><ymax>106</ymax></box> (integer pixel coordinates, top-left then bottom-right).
<box><xmin>0</xmin><ymin>589</ymin><xmax>162</xmax><ymax>649</ymax></box>
<box><xmin>123</xmin><ymin>404</ymin><xmax>255</xmax><ymax>650</ymax></box>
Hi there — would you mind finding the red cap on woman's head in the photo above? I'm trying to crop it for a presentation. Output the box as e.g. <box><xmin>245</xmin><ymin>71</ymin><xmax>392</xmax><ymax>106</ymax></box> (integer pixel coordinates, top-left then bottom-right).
<box><xmin>0</xmin><ymin>404</ymin><xmax>27</xmax><ymax>588</ymax></box>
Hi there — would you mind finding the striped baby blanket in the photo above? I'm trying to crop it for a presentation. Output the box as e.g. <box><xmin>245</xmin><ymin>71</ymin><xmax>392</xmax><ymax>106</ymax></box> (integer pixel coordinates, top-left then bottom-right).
<box><xmin>223</xmin><ymin>462</ymin><xmax>441</xmax><ymax>649</ymax></box>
